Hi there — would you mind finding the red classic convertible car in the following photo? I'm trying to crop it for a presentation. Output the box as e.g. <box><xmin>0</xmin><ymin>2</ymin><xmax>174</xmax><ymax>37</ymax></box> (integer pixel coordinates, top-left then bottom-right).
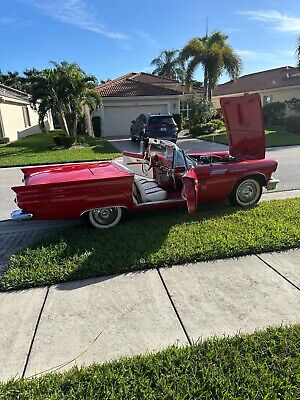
<box><xmin>11</xmin><ymin>94</ymin><xmax>279</xmax><ymax>228</ymax></box>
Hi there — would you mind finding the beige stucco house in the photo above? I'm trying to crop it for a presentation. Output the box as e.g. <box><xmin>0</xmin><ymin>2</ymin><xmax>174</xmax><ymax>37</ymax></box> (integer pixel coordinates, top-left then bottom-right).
<box><xmin>0</xmin><ymin>84</ymin><xmax>53</xmax><ymax>142</ymax></box>
<box><xmin>94</xmin><ymin>73</ymin><xmax>201</xmax><ymax>137</ymax></box>
<box><xmin>213</xmin><ymin>66</ymin><xmax>300</xmax><ymax>109</ymax></box>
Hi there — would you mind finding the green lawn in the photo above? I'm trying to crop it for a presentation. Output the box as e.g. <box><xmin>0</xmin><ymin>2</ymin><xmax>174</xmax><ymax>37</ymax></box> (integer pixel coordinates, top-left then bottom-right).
<box><xmin>1</xmin><ymin>324</ymin><xmax>300</xmax><ymax>399</ymax></box>
<box><xmin>0</xmin><ymin>131</ymin><xmax>121</xmax><ymax>167</ymax></box>
<box><xmin>1</xmin><ymin>198</ymin><xmax>299</xmax><ymax>291</ymax></box>
<box><xmin>199</xmin><ymin>126</ymin><xmax>300</xmax><ymax>147</ymax></box>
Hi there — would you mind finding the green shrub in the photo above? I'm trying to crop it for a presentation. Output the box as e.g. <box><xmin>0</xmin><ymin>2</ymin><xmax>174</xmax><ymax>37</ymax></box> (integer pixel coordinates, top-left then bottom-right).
<box><xmin>172</xmin><ymin>113</ymin><xmax>182</xmax><ymax>131</ymax></box>
<box><xmin>76</xmin><ymin>135</ymin><xmax>86</xmax><ymax>145</ymax></box>
<box><xmin>263</xmin><ymin>102</ymin><xmax>286</xmax><ymax>125</ymax></box>
<box><xmin>189</xmin><ymin>94</ymin><xmax>215</xmax><ymax>127</ymax></box>
<box><xmin>92</xmin><ymin>116</ymin><xmax>101</xmax><ymax>137</ymax></box>
<box><xmin>0</xmin><ymin>137</ymin><xmax>9</xmax><ymax>144</ymax></box>
<box><xmin>191</xmin><ymin>123</ymin><xmax>216</xmax><ymax>136</ymax></box>
<box><xmin>53</xmin><ymin>135</ymin><xmax>76</xmax><ymax>148</ymax></box>
<box><xmin>285</xmin><ymin>116</ymin><xmax>300</xmax><ymax>133</ymax></box>
<box><xmin>209</xmin><ymin>118</ymin><xmax>225</xmax><ymax>130</ymax></box>
<box><xmin>286</xmin><ymin>97</ymin><xmax>300</xmax><ymax>115</ymax></box>
<box><xmin>182</xmin><ymin>117</ymin><xmax>189</xmax><ymax>129</ymax></box>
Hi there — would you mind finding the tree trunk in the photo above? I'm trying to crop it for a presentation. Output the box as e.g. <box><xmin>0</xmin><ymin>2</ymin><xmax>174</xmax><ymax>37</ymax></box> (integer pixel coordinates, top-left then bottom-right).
<box><xmin>58</xmin><ymin>112</ymin><xmax>70</xmax><ymax>136</ymax></box>
<box><xmin>207</xmin><ymin>79</ymin><xmax>212</xmax><ymax>101</ymax></box>
<box><xmin>71</xmin><ymin>114</ymin><xmax>78</xmax><ymax>137</ymax></box>
<box><xmin>203</xmin><ymin>66</ymin><xmax>208</xmax><ymax>100</ymax></box>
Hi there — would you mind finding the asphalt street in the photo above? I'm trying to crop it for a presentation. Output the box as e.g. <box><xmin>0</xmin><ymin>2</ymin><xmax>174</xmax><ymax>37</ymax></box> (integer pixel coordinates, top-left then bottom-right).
<box><xmin>0</xmin><ymin>140</ymin><xmax>299</xmax><ymax>222</ymax></box>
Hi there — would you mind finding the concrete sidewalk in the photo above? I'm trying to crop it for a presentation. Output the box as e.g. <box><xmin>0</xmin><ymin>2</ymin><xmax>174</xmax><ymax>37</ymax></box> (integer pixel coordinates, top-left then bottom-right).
<box><xmin>0</xmin><ymin>248</ymin><xmax>299</xmax><ymax>382</ymax></box>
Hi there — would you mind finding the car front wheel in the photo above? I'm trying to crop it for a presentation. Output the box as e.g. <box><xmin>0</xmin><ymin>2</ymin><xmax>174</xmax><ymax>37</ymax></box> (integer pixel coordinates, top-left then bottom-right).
<box><xmin>228</xmin><ymin>178</ymin><xmax>262</xmax><ymax>207</ymax></box>
<box><xmin>88</xmin><ymin>207</ymin><xmax>122</xmax><ymax>228</ymax></box>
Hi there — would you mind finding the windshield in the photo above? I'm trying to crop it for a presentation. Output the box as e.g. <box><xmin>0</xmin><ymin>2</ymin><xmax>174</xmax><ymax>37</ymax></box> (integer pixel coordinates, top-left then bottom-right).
<box><xmin>147</xmin><ymin>138</ymin><xmax>197</xmax><ymax>170</ymax></box>
<box><xmin>173</xmin><ymin>149</ymin><xmax>197</xmax><ymax>169</ymax></box>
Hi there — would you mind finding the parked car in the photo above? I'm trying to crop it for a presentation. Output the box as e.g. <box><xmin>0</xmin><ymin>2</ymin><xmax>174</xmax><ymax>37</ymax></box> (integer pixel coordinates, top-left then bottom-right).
<box><xmin>11</xmin><ymin>94</ymin><xmax>279</xmax><ymax>229</ymax></box>
<box><xmin>130</xmin><ymin>113</ymin><xmax>178</xmax><ymax>143</ymax></box>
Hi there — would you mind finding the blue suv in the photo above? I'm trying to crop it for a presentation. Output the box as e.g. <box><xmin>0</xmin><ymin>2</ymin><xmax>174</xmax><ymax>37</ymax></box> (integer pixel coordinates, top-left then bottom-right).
<box><xmin>130</xmin><ymin>113</ymin><xmax>178</xmax><ymax>143</ymax></box>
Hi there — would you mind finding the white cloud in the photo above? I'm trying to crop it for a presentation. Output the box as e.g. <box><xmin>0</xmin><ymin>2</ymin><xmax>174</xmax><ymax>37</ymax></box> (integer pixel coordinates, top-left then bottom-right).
<box><xmin>236</xmin><ymin>49</ymin><xmax>259</xmax><ymax>58</ymax></box>
<box><xmin>235</xmin><ymin>48</ymin><xmax>295</xmax><ymax>69</ymax></box>
<box><xmin>239</xmin><ymin>10</ymin><xmax>300</xmax><ymax>33</ymax></box>
<box><xmin>22</xmin><ymin>0</ymin><xmax>128</xmax><ymax>40</ymax></box>
<box><xmin>135</xmin><ymin>31</ymin><xmax>160</xmax><ymax>49</ymax></box>
<box><xmin>0</xmin><ymin>16</ymin><xmax>33</xmax><ymax>28</ymax></box>
<box><xmin>0</xmin><ymin>16</ymin><xmax>17</xmax><ymax>26</ymax></box>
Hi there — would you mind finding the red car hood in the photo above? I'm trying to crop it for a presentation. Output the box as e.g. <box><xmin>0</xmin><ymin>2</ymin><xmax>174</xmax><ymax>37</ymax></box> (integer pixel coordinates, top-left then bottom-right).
<box><xmin>220</xmin><ymin>93</ymin><xmax>265</xmax><ymax>160</ymax></box>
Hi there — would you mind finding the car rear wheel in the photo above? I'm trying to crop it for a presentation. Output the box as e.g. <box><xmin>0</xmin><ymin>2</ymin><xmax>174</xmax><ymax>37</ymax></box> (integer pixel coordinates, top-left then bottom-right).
<box><xmin>228</xmin><ymin>178</ymin><xmax>262</xmax><ymax>207</ymax></box>
<box><xmin>88</xmin><ymin>207</ymin><xmax>122</xmax><ymax>228</ymax></box>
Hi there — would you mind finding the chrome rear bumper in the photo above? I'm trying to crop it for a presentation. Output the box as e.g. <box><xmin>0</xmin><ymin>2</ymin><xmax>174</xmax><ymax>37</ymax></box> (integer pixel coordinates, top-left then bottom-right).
<box><xmin>266</xmin><ymin>178</ymin><xmax>280</xmax><ymax>191</ymax></box>
<box><xmin>11</xmin><ymin>209</ymin><xmax>33</xmax><ymax>221</ymax></box>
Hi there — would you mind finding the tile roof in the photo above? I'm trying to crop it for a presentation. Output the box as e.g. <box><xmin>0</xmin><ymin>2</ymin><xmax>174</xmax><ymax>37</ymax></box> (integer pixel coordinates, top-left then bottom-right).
<box><xmin>214</xmin><ymin>66</ymin><xmax>300</xmax><ymax>96</ymax></box>
<box><xmin>0</xmin><ymin>84</ymin><xmax>30</xmax><ymax>102</ymax></box>
<box><xmin>96</xmin><ymin>72</ymin><xmax>188</xmax><ymax>97</ymax></box>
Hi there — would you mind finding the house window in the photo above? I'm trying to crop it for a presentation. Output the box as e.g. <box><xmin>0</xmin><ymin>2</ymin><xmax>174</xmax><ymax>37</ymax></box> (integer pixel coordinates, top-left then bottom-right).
<box><xmin>263</xmin><ymin>95</ymin><xmax>272</xmax><ymax>106</ymax></box>
<box><xmin>180</xmin><ymin>101</ymin><xmax>190</xmax><ymax>118</ymax></box>
<box><xmin>22</xmin><ymin>106</ymin><xmax>31</xmax><ymax>128</ymax></box>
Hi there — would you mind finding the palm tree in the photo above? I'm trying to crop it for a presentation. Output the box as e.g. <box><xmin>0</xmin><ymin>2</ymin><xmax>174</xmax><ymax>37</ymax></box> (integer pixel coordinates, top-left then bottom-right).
<box><xmin>151</xmin><ymin>50</ymin><xmax>186</xmax><ymax>83</ymax></box>
<box><xmin>0</xmin><ymin>70</ymin><xmax>26</xmax><ymax>91</ymax></box>
<box><xmin>179</xmin><ymin>31</ymin><xmax>242</xmax><ymax>100</ymax></box>
<box><xmin>51</xmin><ymin>61</ymin><xmax>101</xmax><ymax>136</ymax></box>
<box><xmin>28</xmin><ymin>66</ymin><xmax>71</xmax><ymax>135</ymax></box>
<box><xmin>28</xmin><ymin>62</ymin><xmax>101</xmax><ymax>136</ymax></box>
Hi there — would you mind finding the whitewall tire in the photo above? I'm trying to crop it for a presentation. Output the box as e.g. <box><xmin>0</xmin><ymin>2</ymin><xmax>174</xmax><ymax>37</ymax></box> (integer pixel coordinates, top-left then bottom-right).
<box><xmin>229</xmin><ymin>178</ymin><xmax>262</xmax><ymax>207</ymax></box>
<box><xmin>88</xmin><ymin>207</ymin><xmax>122</xmax><ymax>228</ymax></box>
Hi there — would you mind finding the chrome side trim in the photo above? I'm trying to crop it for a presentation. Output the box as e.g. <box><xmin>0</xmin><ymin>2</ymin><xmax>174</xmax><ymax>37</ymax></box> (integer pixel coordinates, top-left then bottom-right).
<box><xmin>80</xmin><ymin>205</ymin><xmax>128</xmax><ymax>217</ymax></box>
<box><xmin>266</xmin><ymin>178</ymin><xmax>280</xmax><ymax>191</ymax></box>
<box><xmin>11</xmin><ymin>209</ymin><xmax>33</xmax><ymax>221</ymax></box>
<box><xmin>134</xmin><ymin>198</ymin><xmax>185</xmax><ymax>207</ymax></box>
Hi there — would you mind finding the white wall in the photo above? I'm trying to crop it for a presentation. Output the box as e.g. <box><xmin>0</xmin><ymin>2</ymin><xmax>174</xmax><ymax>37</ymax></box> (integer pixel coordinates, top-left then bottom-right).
<box><xmin>0</xmin><ymin>99</ymin><xmax>54</xmax><ymax>141</ymax></box>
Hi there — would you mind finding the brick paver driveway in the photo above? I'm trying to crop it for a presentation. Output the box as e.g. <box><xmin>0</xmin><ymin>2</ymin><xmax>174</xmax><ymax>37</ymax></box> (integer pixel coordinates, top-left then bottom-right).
<box><xmin>0</xmin><ymin>220</ymin><xmax>81</xmax><ymax>275</ymax></box>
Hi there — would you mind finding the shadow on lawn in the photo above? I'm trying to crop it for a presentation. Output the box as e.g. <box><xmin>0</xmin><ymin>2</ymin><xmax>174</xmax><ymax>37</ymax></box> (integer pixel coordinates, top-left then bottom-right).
<box><xmin>38</xmin><ymin>203</ymin><xmax>240</xmax><ymax>290</ymax></box>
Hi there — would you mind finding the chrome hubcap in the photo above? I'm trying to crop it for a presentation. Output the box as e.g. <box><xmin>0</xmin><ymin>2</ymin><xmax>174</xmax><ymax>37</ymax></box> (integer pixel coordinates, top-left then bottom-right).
<box><xmin>92</xmin><ymin>207</ymin><xmax>118</xmax><ymax>225</ymax></box>
<box><xmin>237</xmin><ymin>182</ymin><xmax>258</xmax><ymax>203</ymax></box>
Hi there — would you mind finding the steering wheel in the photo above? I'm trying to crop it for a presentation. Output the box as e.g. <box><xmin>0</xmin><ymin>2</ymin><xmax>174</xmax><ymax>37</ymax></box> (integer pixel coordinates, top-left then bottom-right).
<box><xmin>142</xmin><ymin>155</ymin><xmax>153</xmax><ymax>176</ymax></box>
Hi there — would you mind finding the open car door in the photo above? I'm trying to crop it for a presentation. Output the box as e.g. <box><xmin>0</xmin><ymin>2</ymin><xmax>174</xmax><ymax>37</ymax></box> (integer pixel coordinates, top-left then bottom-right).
<box><xmin>182</xmin><ymin>169</ymin><xmax>198</xmax><ymax>214</ymax></box>
<box><xmin>220</xmin><ymin>93</ymin><xmax>265</xmax><ymax>160</ymax></box>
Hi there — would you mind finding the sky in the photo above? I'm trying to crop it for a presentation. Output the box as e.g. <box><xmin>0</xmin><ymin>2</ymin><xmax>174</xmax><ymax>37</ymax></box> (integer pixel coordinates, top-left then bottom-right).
<box><xmin>1</xmin><ymin>0</ymin><xmax>300</xmax><ymax>84</ymax></box>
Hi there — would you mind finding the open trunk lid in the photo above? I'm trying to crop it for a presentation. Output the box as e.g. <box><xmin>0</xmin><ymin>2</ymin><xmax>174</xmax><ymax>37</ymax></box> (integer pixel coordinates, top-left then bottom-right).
<box><xmin>220</xmin><ymin>93</ymin><xmax>265</xmax><ymax>160</ymax></box>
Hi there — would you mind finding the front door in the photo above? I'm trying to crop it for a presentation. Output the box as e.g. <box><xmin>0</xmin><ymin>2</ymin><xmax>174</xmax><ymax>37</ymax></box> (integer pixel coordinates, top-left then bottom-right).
<box><xmin>182</xmin><ymin>169</ymin><xmax>198</xmax><ymax>214</ymax></box>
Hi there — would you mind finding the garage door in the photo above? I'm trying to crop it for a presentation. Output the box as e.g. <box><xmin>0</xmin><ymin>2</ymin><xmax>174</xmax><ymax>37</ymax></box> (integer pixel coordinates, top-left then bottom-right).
<box><xmin>103</xmin><ymin>104</ymin><xmax>168</xmax><ymax>137</ymax></box>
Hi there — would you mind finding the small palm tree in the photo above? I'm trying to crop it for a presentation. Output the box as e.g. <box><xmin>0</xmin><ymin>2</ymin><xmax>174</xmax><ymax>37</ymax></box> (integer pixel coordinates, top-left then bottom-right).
<box><xmin>179</xmin><ymin>31</ymin><xmax>242</xmax><ymax>100</ymax></box>
<box><xmin>0</xmin><ymin>70</ymin><xmax>26</xmax><ymax>91</ymax></box>
<box><xmin>151</xmin><ymin>50</ymin><xmax>186</xmax><ymax>82</ymax></box>
<box><xmin>27</xmin><ymin>62</ymin><xmax>101</xmax><ymax>136</ymax></box>
<box><xmin>51</xmin><ymin>61</ymin><xmax>101</xmax><ymax>136</ymax></box>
